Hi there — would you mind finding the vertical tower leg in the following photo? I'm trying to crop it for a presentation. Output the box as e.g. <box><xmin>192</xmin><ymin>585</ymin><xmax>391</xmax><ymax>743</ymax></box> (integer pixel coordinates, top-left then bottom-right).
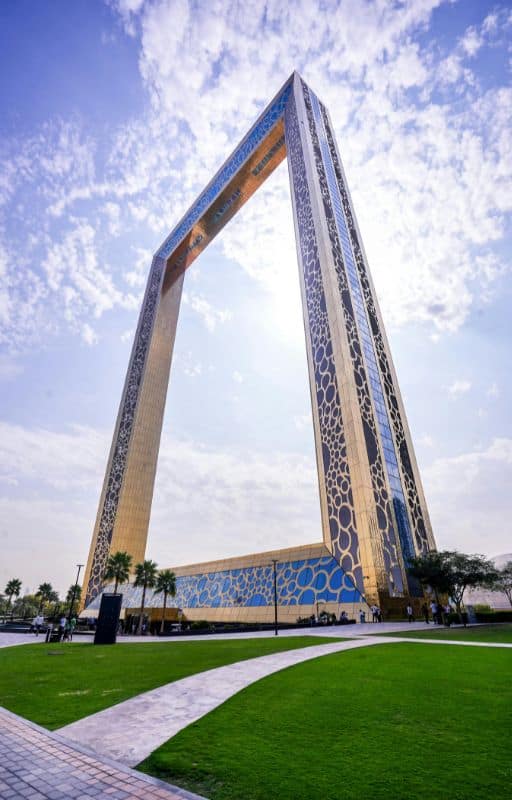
<box><xmin>82</xmin><ymin>260</ymin><xmax>183</xmax><ymax>607</ymax></box>
<box><xmin>285</xmin><ymin>74</ymin><xmax>408</xmax><ymax>607</ymax></box>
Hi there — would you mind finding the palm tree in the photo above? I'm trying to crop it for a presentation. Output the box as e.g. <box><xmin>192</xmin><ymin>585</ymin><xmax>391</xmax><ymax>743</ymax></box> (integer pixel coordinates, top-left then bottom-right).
<box><xmin>154</xmin><ymin>569</ymin><xmax>177</xmax><ymax>634</ymax></box>
<box><xmin>65</xmin><ymin>583</ymin><xmax>82</xmax><ymax>615</ymax></box>
<box><xmin>4</xmin><ymin>578</ymin><xmax>22</xmax><ymax>620</ymax></box>
<box><xmin>134</xmin><ymin>560</ymin><xmax>158</xmax><ymax>634</ymax></box>
<box><xmin>36</xmin><ymin>582</ymin><xmax>58</xmax><ymax>613</ymax></box>
<box><xmin>103</xmin><ymin>551</ymin><xmax>133</xmax><ymax>594</ymax></box>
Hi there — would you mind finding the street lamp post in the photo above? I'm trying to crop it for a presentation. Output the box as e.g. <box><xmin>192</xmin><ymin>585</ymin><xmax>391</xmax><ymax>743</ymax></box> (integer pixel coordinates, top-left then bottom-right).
<box><xmin>271</xmin><ymin>559</ymin><xmax>279</xmax><ymax>636</ymax></box>
<box><xmin>68</xmin><ymin>564</ymin><xmax>84</xmax><ymax>622</ymax></box>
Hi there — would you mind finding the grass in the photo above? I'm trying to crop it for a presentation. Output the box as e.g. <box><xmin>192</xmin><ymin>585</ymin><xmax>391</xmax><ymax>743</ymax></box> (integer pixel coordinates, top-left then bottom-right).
<box><xmin>0</xmin><ymin>635</ymin><xmax>337</xmax><ymax>729</ymax></box>
<box><xmin>378</xmin><ymin>623</ymin><xmax>512</xmax><ymax>643</ymax></box>
<box><xmin>139</xmin><ymin>643</ymin><xmax>512</xmax><ymax>800</ymax></box>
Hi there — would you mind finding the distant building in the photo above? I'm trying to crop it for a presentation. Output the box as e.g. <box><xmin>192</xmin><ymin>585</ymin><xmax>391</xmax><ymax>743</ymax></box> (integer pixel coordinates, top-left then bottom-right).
<box><xmin>83</xmin><ymin>73</ymin><xmax>436</xmax><ymax>622</ymax></box>
<box><xmin>465</xmin><ymin>554</ymin><xmax>512</xmax><ymax>610</ymax></box>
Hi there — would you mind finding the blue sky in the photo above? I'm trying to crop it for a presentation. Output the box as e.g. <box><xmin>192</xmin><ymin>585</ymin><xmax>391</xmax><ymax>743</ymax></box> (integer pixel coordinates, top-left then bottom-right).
<box><xmin>1</xmin><ymin>0</ymin><xmax>511</xmax><ymax>595</ymax></box>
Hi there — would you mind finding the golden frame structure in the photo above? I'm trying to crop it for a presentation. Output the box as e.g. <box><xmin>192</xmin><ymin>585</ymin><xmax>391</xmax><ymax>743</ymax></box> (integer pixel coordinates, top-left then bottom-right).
<box><xmin>83</xmin><ymin>73</ymin><xmax>435</xmax><ymax>612</ymax></box>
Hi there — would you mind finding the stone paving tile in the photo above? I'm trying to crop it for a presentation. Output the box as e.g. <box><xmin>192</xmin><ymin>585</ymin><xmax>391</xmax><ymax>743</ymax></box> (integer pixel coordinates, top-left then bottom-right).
<box><xmin>0</xmin><ymin>707</ymin><xmax>206</xmax><ymax>800</ymax></box>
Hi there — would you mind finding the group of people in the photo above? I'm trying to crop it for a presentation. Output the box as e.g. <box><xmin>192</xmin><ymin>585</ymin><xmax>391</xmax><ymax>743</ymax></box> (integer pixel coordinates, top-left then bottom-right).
<box><xmin>31</xmin><ymin>614</ymin><xmax>77</xmax><ymax>641</ymax></box>
<box><xmin>429</xmin><ymin>600</ymin><xmax>452</xmax><ymax>625</ymax></box>
<box><xmin>354</xmin><ymin>605</ymin><xmax>383</xmax><ymax>623</ymax></box>
<box><xmin>361</xmin><ymin>602</ymin><xmax>453</xmax><ymax>625</ymax></box>
<box><xmin>413</xmin><ymin>601</ymin><xmax>452</xmax><ymax>624</ymax></box>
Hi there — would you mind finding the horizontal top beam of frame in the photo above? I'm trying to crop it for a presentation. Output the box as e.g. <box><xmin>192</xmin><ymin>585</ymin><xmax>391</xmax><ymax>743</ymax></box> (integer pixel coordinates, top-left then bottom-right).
<box><xmin>156</xmin><ymin>73</ymin><xmax>298</xmax><ymax>280</ymax></box>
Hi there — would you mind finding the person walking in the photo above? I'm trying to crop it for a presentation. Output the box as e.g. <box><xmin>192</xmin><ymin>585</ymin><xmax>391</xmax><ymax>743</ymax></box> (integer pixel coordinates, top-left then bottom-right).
<box><xmin>406</xmin><ymin>604</ymin><xmax>414</xmax><ymax>623</ymax></box>
<box><xmin>421</xmin><ymin>602</ymin><xmax>429</xmax><ymax>623</ymax></box>
<box><xmin>359</xmin><ymin>609</ymin><xmax>366</xmax><ymax>624</ymax></box>
<box><xmin>430</xmin><ymin>600</ymin><xmax>438</xmax><ymax>624</ymax></box>
<box><xmin>32</xmin><ymin>614</ymin><xmax>43</xmax><ymax>635</ymax></box>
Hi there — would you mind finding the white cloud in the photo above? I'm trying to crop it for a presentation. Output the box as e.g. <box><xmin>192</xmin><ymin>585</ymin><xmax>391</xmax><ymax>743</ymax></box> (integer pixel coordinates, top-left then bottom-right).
<box><xmin>294</xmin><ymin>412</ymin><xmax>312</xmax><ymax>431</ymax></box>
<box><xmin>0</xmin><ymin>419</ymin><xmax>321</xmax><ymax>590</ymax></box>
<box><xmin>460</xmin><ymin>27</ymin><xmax>483</xmax><ymax>57</ymax></box>
<box><xmin>486</xmin><ymin>382</ymin><xmax>500</xmax><ymax>399</ymax></box>
<box><xmin>81</xmin><ymin>323</ymin><xmax>99</xmax><ymax>346</ymax></box>
<box><xmin>151</xmin><ymin>432</ymin><xmax>321</xmax><ymax>566</ymax></box>
<box><xmin>3</xmin><ymin>416</ymin><xmax>510</xmax><ymax>593</ymax></box>
<box><xmin>106</xmin><ymin>0</ymin><xmax>510</xmax><ymax>336</ymax></box>
<box><xmin>232</xmin><ymin>370</ymin><xmax>243</xmax><ymax>383</ymax></box>
<box><xmin>174</xmin><ymin>350</ymin><xmax>202</xmax><ymax>377</ymax></box>
<box><xmin>0</xmin><ymin>422</ymin><xmax>107</xmax><ymax>491</ymax></box>
<box><xmin>2</xmin><ymin>0</ymin><xmax>510</xmax><ymax>353</ymax></box>
<box><xmin>184</xmin><ymin>291</ymin><xmax>232</xmax><ymax>332</ymax></box>
<box><xmin>424</xmin><ymin>438</ymin><xmax>512</xmax><ymax>555</ymax></box>
<box><xmin>120</xmin><ymin>328</ymin><xmax>134</xmax><ymax>342</ymax></box>
<box><xmin>448</xmin><ymin>379</ymin><xmax>472</xmax><ymax>397</ymax></box>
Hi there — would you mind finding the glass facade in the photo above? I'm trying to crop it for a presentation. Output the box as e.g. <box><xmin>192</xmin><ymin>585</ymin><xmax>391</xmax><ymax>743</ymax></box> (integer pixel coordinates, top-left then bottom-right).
<box><xmin>308</xmin><ymin>89</ymin><xmax>416</xmax><ymax>564</ymax></box>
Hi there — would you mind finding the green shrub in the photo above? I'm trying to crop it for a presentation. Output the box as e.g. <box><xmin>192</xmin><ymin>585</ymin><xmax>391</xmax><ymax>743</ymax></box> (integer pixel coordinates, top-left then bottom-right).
<box><xmin>190</xmin><ymin>620</ymin><xmax>209</xmax><ymax>630</ymax></box>
<box><xmin>476</xmin><ymin>610</ymin><xmax>512</xmax><ymax>623</ymax></box>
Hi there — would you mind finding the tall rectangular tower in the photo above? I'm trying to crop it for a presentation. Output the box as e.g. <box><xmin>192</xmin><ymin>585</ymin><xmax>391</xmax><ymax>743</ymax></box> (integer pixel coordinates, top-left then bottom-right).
<box><xmin>83</xmin><ymin>73</ymin><xmax>435</xmax><ymax>611</ymax></box>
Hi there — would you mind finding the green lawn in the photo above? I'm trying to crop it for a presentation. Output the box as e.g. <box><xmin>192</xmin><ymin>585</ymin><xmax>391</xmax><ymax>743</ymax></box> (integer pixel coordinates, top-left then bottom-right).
<box><xmin>379</xmin><ymin>623</ymin><xmax>512</xmax><ymax>643</ymax></box>
<box><xmin>139</xmin><ymin>643</ymin><xmax>512</xmax><ymax>800</ymax></box>
<box><xmin>0</xmin><ymin>636</ymin><xmax>337</xmax><ymax>729</ymax></box>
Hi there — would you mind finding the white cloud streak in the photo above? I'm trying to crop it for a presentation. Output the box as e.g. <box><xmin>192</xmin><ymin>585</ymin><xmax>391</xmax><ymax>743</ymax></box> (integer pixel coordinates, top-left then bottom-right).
<box><xmin>1</xmin><ymin>0</ymin><xmax>510</xmax><ymax>354</ymax></box>
<box><xmin>448</xmin><ymin>379</ymin><xmax>472</xmax><ymax>397</ymax></box>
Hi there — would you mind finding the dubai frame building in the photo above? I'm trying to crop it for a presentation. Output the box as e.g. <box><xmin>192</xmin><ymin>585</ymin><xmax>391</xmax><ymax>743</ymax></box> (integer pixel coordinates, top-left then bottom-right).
<box><xmin>83</xmin><ymin>73</ymin><xmax>436</xmax><ymax>622</ymax></box>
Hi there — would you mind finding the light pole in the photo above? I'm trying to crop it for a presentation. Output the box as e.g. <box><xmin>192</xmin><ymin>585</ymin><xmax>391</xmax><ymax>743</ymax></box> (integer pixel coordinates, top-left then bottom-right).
<box><xmin>68</xmin><ymin>564</ymin><xmax>84</xmax><ymax>622</ymax></box>
<box><xmin>271</xmin><ymin>559</ymin><xmax>279</xmax><ymax>636</ymax></box>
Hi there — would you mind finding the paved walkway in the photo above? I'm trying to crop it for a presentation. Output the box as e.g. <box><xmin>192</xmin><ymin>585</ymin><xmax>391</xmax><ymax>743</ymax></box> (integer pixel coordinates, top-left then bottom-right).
<box><xmin>59</xmin><ymin>629</ymin><xmax>512</xmax><ymax>766</ymax></box>
<box><xmin>2</xmin><ymin>627</ymin><xmax>511</xmax><ymax>799</ymax></box>
<box><xmin>0</xmin><ymin>620</ymin><xmax>442</xmax><ymax>648</ymax></box>
<box><xmin>60</xmin><ymin>637</ymin><xmax>386</xmax><ymax>766</ymax></box>
<box><xmin>0</xmin><ymin>706</ymin><xmax>205</xmax><ymax>800</ymax></box>
<box><xmin>381</xmin><ymin>635</ymin><xmax>512</xmax><ymax>649</ymax></box>
<box><xmin>0</xmin><ymin>632</ymin><xmax>46</xmax><ymax>649</ymax></box>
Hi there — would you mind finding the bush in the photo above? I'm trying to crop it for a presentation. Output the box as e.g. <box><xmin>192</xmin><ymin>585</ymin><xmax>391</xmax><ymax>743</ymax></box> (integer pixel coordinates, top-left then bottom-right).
<box><xmin>190</xmin><ymin>620</ymin><xmax>209</xmax><ymax>630</ymax></box>
<box><xmin>475</xmin><ymin>610</ymin><xmax>512</xmax><ymax>623</ymax></box>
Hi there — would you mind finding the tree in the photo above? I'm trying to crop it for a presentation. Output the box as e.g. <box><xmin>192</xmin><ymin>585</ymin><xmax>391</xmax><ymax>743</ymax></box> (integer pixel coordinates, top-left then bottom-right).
<box><xmin>36</xmin><ymin>583</ymin><xmax>58</xmax><ymax>613</ymax></box>
<box><xmin>154</xmin><ymin>569</ymin><xmax>177</xmax><ymax>634</ymax></box>
<box><xmin>3</xmin><ymin>578</ymin><xmax>22</xmax><ymax>620</ymax></box>
<box><xmin>407</xmin><ymin>551</ymin><xmax>452</xmax><ymax>599</ymax></box>
<box><xmin>442</xmin><ymin>552</ymin><xmax>497</xmax><ymax>616</ymax></box>
<box><xmin>134</xmin><ymin>559</ymin><xmax>158</xmax><ymax>634</ymax></box>
<box><xmin>66</xmin><ymin>584</ymin><xmax>82</xmax><ymax>605</ymax></box>
<box><xmin>490</xmin><ymin>561</ymin><xmax>512</xmax><ymax>608</ymax></box>
<box><xmin>103</xmin><ymin>551</ymin><xmax>133</xmax><ymax>594</ymax></box>
<box><xmin>408</xmin><ymin>550</ymin><xmax>497</xmax><ymax>617</ymax></box>
<box><xmin>13</xmin><ymin>594</ymin><xmax>39</xmax><ymax>620</ymax></box>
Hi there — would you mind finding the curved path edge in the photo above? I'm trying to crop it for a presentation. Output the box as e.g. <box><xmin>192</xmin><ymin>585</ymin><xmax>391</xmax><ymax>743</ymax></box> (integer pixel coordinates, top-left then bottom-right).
<box><xmin>60</xmin><ymin>637</ymin><xmax>385</xmax><ymax>766</ymax></box>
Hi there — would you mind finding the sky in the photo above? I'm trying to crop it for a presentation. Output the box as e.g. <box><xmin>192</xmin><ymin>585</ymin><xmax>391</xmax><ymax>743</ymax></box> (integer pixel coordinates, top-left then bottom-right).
<box><xmin>0</xmin><ymin>0</ymin><xmax>511</xmax><ymax>597</ymax></box>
